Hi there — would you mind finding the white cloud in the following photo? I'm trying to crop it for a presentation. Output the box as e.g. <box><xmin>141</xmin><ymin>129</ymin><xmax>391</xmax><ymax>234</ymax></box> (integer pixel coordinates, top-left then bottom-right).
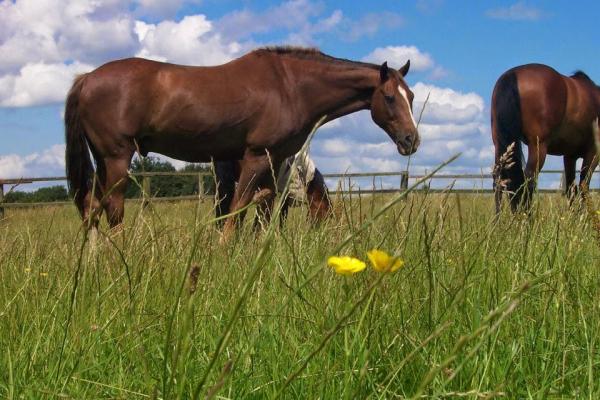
<box><xmin>0</xmin><ymin>0</ymin><xmax>138</xmax><ymax>73</ymax></box>
<box><xmin>363</xmin><ymin>45</ymin><xmax>434</xmax><ymax>71</ymax></box>
<box><xmin>0</xmin><ymin>61</ymin><xmax>94</xmax><ymax>107</ymax></box>
<box><xmin>0</xmin><ymin>144</ymin><xmax>65</xmax><ymax>179</ymax></box>
<box><xmin>135</xmin><ymin>16</ymin><xmax>241</xmax><ymax>65</ymax></box>
<box><xmin>486</xmin><ymin>2</ymin><xmax>543</xmax><ymax>21</ymax></box>
<box><xmin>0</xmin><ymin>6</ymin><xmax>244</xmax><ymax>106</ymax></box>
<box><xmin>412</xmin><ymin>82</ymin><xmax>485</xmax><ymax>125</ymax></box>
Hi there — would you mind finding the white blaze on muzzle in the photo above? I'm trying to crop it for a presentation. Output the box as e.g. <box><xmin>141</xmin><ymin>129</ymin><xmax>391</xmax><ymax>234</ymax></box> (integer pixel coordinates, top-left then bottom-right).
<box><xmin>398</xmin><ymin>85</ymin><xmax>417</xmax><ymax>129</ymax></box>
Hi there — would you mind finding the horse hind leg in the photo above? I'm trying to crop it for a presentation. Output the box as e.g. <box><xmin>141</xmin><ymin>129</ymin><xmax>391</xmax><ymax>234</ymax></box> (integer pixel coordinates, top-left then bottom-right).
<box><xmin>522</xmin><ymin>141</ymin><xmax>547</xmax><ymax>211</ymax></box>
<box><xmin>99</xmin><ymin>156</ymin><xmax>133</xmax><ymax>231</ymax></box>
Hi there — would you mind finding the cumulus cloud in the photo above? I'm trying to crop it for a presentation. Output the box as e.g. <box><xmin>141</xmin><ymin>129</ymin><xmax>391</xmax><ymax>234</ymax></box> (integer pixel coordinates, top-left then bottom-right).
<box><xmin>0</xmin><ymin>62</ymin><xmax>93</xmax><ymax>107</ymax></box>
<box><xmin>363</xmin><ymin>46</ymin><xmax>433</xmax><ymax>71</ymax></box>
<box><xmin>0</xmin><ymin>0</ymin><xmax>138</xmax><ymax>73</ymax></box>
<box><xmin>135</xmin><ymin>16</ymin><xmax>241</xmax><ymax>65</ymax></box>
<box><xmin>362</xmin><ymin>45</ymin><xmax>448</xmax><ymax>79</ymax></box>
<box><xmin>0</xmin><ymin>144</ymin><xmax>66</xmax><ymax>179</ymax></box>
<box><xmin>486</xmin><ymin>2</ymin><xmax>543</xmax><ymax>21</ymax></box>
<box><xmin>0</xmin><ymin>3</ymin><xmax>245</xmax><ymax>106</ymax></box>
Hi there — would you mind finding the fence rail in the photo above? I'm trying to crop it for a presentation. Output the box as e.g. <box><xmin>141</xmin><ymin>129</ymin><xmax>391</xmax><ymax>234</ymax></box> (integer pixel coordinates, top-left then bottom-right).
<box><xmin>1</xmin><ymin>169</ymin><xmax>598</xmax><ymax>217</ymax></box>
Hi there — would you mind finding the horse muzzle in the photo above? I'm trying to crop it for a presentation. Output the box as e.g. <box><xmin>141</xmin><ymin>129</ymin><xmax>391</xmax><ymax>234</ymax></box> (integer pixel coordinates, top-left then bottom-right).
<box><xmin>396</xmin><ymin>133</ymin><xmax>420</xmax><ymax>156</ymax></box>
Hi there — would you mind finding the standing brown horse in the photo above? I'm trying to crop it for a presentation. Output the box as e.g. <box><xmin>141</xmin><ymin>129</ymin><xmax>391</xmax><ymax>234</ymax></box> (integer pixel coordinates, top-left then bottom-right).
<box><xmin>492</xmin><ymin>64</ymin><xmax>600</xmax><ymax>212</ymax></box>
<box><xmin>65</xmin><ymin>47</ymin><xmax>419</xmax><ymax>238</ymax></box>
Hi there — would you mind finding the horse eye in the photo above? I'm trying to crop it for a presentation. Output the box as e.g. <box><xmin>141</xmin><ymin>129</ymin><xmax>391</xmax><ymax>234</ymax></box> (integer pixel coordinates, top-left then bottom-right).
<box><xmin>384</xmin><ymin>95</ymin><xmax>395</xmax><ymax>103</ymax></box>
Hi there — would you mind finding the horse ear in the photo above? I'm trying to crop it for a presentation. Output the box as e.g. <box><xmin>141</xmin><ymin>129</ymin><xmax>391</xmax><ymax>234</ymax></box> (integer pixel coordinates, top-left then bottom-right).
<box><xmin>380</xmin><ymin>62</ymin><xmax>389</xmax><ymax>82</ymax></box>
<box><xmin>399</xmin><ymin>59</ymin><xmax>410</xmax><ymax>77</ymax></box>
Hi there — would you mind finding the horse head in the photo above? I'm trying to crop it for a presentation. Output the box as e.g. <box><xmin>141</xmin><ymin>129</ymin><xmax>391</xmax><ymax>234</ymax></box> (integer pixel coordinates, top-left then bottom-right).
<box><xmin>370</xmin><ymin>60</ymin><xmax>420</xmax><ymax>156</ymax></box>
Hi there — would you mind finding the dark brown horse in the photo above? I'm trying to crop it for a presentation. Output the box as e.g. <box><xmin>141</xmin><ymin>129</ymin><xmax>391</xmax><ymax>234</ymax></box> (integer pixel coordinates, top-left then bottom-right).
<box><xmin>214</xmin><ymin>157</ymin><xmax>332</xmax><ymax>228</ymax></box>
<box><xmin>65</xmin><ymin>47</ymin><xmax>419</xmax><ymax>238</ymax></box>
<box><xmin>492</xmin><ymin>64</ymin><xmax>600</xmax><ymax>212</ymax></box>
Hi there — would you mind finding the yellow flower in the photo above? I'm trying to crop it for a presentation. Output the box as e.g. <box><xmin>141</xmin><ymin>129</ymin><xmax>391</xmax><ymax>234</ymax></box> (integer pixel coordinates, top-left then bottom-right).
<box><xmin>327</xmin><ymin>256</ymin><xmax>366</xmax><ymax>276</ymax></box>
<box><xmin>39</xmin><ymin>272</ymin><xmax>48</xmax><ymax>277</ymax></box>
<box><xmin>367</xmin><ymin>249</ymin><xmax>404</xmax><ymax>272</ymax></box>
<box><xmin>24</xmin><ymin>268</ymin><xmax>31</xmax><ymax>273</ymax></box>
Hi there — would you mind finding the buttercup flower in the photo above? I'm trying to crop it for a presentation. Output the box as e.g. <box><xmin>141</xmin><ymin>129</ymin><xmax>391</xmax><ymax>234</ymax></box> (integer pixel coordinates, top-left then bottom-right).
<box><xmin>327</xmin><ymin>256</ymin><xmax>367</xmax><ymax>276</ymax></box>
<box><xmin>367</xmin><ymin>249</ymin><xmax>404</xmax><ymax>272</ymax></box>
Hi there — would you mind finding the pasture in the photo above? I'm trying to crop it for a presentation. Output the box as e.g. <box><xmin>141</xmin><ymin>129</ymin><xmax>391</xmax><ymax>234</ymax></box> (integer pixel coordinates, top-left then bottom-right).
<box><xmin>0</xmin><ymin>187</ymin><xmax>599</xmax><ymax>398</ymax></box>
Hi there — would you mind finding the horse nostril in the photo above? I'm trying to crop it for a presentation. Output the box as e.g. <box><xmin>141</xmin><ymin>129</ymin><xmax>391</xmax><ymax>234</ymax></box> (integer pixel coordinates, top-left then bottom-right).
<box><xmin>404</xmin><ymin>135</ymin><xmax>413</xmax><ymax>146</ymax></box>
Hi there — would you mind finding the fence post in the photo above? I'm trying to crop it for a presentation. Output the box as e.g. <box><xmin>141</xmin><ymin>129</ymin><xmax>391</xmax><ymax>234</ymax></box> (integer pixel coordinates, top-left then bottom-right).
<box><xmin>400</xmin><ymin>172</ymin><xmax>409</xmax><ymax>191</ymax></box>
<box><xmin>0</xmin><ymin>182</ymin><xmax>4</xmax><ymax>219</ymax></box>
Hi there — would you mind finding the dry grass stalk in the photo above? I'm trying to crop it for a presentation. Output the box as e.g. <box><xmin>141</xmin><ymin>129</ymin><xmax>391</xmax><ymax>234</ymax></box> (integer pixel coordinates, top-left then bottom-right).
<box><xmin>584</xmin><ymin>118</ymin><xmax>600</xmax><ymax>248</ymax></box>
<box><xmin>493</xmin><ymin>142</ymin><xmax>516</xmax><ymax>191</ymax></box>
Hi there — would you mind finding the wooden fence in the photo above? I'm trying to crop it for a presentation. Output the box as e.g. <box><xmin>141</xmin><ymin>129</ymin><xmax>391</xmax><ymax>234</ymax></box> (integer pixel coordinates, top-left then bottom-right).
<box><xmin>1</xmin><ymin>169</ymin><xmax>598</xmax><ymax>217</ymax></box>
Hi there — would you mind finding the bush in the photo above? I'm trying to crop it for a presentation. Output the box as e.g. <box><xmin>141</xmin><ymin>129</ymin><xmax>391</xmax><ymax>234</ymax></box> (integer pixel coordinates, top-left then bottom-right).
<box><xmin>3</xmin><ymin>185</ymin><xmax>69</xmax><ymax>203</ymax></box>
<box><xmin>125</xmin><ymin>156</ymin><xmax>215</xmax><ymax>198</ymax></box>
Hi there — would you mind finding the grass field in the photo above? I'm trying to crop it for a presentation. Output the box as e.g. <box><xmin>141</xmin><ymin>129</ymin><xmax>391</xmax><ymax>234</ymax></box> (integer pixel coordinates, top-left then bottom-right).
<box><xmin>1</xmin><ymin>185</ymin><xmax>599</xmax><ymax>399</ymax></box>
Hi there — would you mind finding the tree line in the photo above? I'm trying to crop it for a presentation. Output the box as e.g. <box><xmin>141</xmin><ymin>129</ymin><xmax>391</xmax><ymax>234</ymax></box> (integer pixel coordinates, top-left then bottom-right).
<box><xmin>2</xmin><ymin>157</ymin><xmax>216</xmax><ymax>203</ymax></box>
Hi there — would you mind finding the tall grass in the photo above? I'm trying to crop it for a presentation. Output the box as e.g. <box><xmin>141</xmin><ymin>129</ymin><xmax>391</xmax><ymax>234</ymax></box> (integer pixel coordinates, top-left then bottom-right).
<box><xmin>0</xmin><ymin>184</ymin><xmax>599</xmax><ymax>398</ymax></box>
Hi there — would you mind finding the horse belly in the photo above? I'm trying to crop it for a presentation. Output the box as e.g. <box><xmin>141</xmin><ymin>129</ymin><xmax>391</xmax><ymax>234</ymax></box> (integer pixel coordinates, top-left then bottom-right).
<box><xmin>545</xmin><ymin>125</ymin><xmax>590</xmax><ymax>156</ymax></box>
<box><xmin>139</xmin><ymin>129</ymin><xmax>246</xmax><ymax>162</ymax></box>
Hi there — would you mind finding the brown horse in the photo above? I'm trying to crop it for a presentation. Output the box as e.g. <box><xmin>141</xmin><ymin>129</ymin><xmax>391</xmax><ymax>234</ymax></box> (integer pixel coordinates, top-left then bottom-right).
<box><xmin>492</xmin><ymin>64</ymin><xmax>600</xmax><ymax>212</ymax></box>
<box><xmin>65</xmin><ymin>47</ymin><xmax>419</xmax><ymax>237</ymax></box>
<box><xmin>214</xmin><ymin>157</ymin><xmax>332</xmax><ymax>229</ymax></box>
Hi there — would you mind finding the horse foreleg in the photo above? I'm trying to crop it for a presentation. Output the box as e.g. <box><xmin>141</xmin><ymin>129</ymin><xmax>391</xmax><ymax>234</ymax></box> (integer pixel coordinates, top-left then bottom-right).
<box><xmin>214</xmin><ymin>160</ymin><xmax>237</xmax><ymax>228</ymax></box>
<box><xmin>220</xmin><ymin>153</ymin><xmax>271</xmax><ymax>244</ymax></box>
<box><xmin>523</xmin><ymin>143</ymin><xmax>547</xmax><ymax>211</ymax></box>
<box><xmin>101</xmin><ymin>157</ymin><xmax>132</xmax><ymax>231</ymax></box>
<box><xmin>563</xmin><ymin>156</ymin><xmax>577</xmax><ymax>206</ymax></box>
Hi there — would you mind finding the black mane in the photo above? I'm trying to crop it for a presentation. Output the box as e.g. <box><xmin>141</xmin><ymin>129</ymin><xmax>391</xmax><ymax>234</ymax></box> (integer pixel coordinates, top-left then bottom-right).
<box><xmin>257</xmin><ymin>46</ymin><xmax>379</xmax><ymax>70</ymax></box>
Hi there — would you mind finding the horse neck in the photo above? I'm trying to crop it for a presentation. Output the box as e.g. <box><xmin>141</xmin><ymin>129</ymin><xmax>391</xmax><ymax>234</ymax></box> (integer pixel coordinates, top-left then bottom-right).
<box><xmin>285</xmin><ymin>60</ymin><xmax>379</xmax><ymax>123</ymax></box>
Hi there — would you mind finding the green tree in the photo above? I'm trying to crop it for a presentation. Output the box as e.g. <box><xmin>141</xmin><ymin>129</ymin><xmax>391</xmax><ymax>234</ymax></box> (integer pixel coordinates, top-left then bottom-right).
<box><xmin>3</xmin><ymin>185</ymin><xmax>68</xmax><ymax>203</ymax></box>
<box><xmin>125</xmin><ymin>156</ymin><xmax>215</xmax><ymax>198</ymax></box>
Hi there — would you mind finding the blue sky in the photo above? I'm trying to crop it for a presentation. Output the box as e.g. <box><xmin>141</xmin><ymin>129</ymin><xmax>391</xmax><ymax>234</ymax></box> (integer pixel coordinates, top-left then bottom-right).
<box><xmin>1</xmin><ymin>0</ymin><xmax>599</xmax><ymax>187</ymax></box>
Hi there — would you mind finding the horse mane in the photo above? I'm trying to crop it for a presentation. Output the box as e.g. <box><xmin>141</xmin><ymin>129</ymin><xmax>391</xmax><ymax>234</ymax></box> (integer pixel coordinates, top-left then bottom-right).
<box><xmin>571</xmin><ymin>70</ymin><xmax>599</xmax><ymax>88</ymax></box>
<box><xmin>257</xmin><ymin>46</ymin><xmax>379</xmax><ymax>70</ymax></box>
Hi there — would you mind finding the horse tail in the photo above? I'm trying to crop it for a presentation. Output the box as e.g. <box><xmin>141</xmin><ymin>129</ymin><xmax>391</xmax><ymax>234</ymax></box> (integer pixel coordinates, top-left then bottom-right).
<box><xmin>65</xmin><ymin>74</ymin><xmax>94</xmax><ymax>214</ymax></box>
<box><xmin>492</xmin><ymin>70</ymin><xmax>525</xmax><ymax>209</ymax></box>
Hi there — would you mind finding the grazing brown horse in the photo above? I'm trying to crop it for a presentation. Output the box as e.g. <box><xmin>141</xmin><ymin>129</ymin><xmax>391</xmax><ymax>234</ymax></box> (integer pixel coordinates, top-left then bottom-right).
<box><xmin>214</xmin><ymin>155</ymin><xmax>332</xmax><ymax>228</ymax></box>
<box><xmin>492</xmin><ymin>64</ymin><xmax>600</xmax><ymax>212</ymax></box>
<box><xmin>65</xmin><ymin>47</ymin><xmax>419</xmax><ymax>238</ymax></box>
